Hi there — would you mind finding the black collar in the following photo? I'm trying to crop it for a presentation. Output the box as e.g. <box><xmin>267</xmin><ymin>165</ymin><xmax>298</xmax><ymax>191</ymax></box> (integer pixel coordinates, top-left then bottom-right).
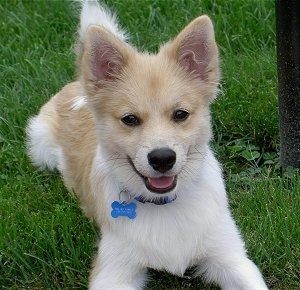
<box><xmin>134</xmin><ymin>195</ymin><xmax>177</xmax><ymax>205</ymax></box>
<box><xmin>119</xmin><ymin>190</ymin><xmax>177</xmax><ymax>206</ymax></box>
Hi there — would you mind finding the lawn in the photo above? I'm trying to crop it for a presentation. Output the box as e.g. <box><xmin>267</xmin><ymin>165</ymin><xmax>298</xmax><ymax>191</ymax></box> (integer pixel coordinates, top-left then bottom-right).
<box><xmin>0</xmin><ymin>0</ymin><xmax>299</xmax><ymax>289</ymax></box>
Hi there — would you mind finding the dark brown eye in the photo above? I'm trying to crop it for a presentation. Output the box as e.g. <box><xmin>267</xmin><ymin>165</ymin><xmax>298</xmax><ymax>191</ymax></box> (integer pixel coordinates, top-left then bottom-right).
<box><xmin>173</xmin><ymin>109</ymin><xmax>189</xmax><ymax>122</ymax></box>
<box><xmin>121</xmin><ymin>114</ymin><xmax>140</xmax><ymax>126</ymax></box>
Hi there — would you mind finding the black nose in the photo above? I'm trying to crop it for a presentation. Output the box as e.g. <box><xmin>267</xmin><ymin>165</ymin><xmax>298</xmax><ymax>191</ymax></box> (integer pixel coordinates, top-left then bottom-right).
<box><xmin>148</xmin><ymin>148</ymin><xmax>176</xmax><ymax>173</ymax></box>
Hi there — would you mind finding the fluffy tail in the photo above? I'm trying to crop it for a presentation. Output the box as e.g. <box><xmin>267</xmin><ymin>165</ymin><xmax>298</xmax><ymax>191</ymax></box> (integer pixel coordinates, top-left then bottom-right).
<box><xmin>79</xmin><ymin>1</ymin><xmax>127</xmax><ymax>43</ymax></box>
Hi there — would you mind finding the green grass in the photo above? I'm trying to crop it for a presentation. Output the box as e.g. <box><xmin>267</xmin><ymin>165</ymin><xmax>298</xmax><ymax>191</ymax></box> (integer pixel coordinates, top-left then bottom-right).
<box><xmin>0</xmin><ymin>0</ymin><xmax>299</xmax><ymax>289</ymax></box>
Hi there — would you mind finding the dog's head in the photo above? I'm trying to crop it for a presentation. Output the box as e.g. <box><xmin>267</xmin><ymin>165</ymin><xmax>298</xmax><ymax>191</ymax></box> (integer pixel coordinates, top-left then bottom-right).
<box><xmin>80</xmin><ymin>16</ymin><xmax>219</xmax><ymax>200</ymax></box>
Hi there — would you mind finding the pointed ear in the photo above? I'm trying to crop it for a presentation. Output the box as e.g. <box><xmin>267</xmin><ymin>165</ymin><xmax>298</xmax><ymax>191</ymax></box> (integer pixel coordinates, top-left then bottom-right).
<box><xmin>81</xmin><ymin>26</ymin><xmax>131</xmax><ymax>89</ymax></box>
<box><xmin>166</xmin><ymin>15</ymin><xmax>219</xmax><ymax>82</ymax></box>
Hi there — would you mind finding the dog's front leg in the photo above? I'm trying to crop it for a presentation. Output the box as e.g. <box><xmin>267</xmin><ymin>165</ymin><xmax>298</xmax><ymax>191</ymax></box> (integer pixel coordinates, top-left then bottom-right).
<box><xmin>89</xmin><ymin>232</ymin><xmax>147</xmax><ymax>290</ymax></box>
<box><xmin>196</xmin><ymin>254</ymin><xmax>268</xmax><ymax>290</ymax></box>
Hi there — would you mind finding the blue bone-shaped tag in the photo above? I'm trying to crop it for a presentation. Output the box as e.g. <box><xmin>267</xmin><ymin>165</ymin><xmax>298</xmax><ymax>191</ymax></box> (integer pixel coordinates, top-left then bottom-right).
<box><xmin>111</xmin><ymin>201</ymin><xmax>137</xmax><ymax>219</ymax></box>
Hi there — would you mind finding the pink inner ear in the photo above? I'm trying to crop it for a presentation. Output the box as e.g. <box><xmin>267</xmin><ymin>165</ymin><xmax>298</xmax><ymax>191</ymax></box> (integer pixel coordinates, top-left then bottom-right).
<box><xmin>178</xmin><ymin>31</ymin><xmax>210</xmax><ymax>80</ymax></box>
<box><xmin>90</xmin><ymin>40</ymin><xmax>123</xmax><ymax>82</ymax></box>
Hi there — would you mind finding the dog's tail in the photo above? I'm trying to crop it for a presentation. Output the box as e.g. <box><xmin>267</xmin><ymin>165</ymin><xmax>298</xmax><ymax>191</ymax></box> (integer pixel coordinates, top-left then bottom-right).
<box><xmin>76</xmin><ymin>1</ymin><xmax>128</xmax><ymax>61</ymax></box>
<box><xmin>79</xmin><ymin>1</ymin><xmax>127</xmax><ymax>43</ymax></box>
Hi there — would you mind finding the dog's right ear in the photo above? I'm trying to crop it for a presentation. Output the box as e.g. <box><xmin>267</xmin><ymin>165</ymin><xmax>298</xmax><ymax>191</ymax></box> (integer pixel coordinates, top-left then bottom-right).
<box><xmin>80</xmin><ymin>26</ymin><xmax>132</xmax><ymax>91</ymax></box>
<box><xmin>164</xmin><ymin>15</ymin><xmax>219</xmax><ymax>84</ymax></box>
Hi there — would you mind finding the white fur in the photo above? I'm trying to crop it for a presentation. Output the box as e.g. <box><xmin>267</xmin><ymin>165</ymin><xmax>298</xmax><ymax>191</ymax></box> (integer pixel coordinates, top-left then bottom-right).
<box><xmin>79</xmin><ymin>0</ymin><xmax>127</xmax><ymax>43</ymax></box>
<box><xmin>70</xmin><ymin>95</ymin><xmax>87</xmax><ymax>111</ymax></box>
<box><xmin>26</xmin><ymin>116</ymin><xmax>64</xmax><ymax>172</ymax></box>
<box><xmin>89</xmin><ymin>147</ymin><xmax>268</xmax><ymax>289</ymax></box>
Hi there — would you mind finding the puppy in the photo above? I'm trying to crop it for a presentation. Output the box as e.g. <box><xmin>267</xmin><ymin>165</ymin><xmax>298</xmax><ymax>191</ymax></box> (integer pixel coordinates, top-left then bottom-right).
<box><xmin>27</xmin><ymin>1</ymin><xmax>268</xmax><ymax>289</ymax></box>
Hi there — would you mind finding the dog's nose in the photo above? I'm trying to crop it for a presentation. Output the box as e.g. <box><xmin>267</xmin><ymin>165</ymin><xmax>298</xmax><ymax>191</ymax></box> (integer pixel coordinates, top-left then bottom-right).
<box><xmin>148</xmin><ymin>148</ymin><xmax>176</xmax><ymax>173</ymax></box>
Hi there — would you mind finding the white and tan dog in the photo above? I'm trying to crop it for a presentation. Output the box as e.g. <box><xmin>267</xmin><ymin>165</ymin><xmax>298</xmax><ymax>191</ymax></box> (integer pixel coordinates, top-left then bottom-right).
<box><xmin>27</xmin><ymin>1</ymin><xmax>268</xmax><ymax>289</ymax></box>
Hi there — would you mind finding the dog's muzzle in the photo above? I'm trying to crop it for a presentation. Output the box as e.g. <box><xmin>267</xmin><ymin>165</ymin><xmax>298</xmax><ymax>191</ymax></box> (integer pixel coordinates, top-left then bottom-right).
<box><xmin>145</xmin><ymin>148</ymin><xmax>177</xmax><ymax>193</ymax></box>
<box><xmin>128</xmin><ymin>147</ymin><xmax>177</xmax><ymax>194</ymax></box>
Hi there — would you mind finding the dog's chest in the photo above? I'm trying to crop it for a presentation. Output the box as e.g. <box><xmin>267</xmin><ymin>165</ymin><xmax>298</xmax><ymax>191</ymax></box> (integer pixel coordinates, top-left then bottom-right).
<box><xmin>110</xmin><ymin>201</ymin><xmax>212</xmax><ymax>274</ymax></box>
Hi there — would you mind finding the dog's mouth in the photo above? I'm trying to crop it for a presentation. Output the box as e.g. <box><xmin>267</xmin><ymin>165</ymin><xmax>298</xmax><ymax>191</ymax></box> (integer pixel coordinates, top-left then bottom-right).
<box><xmin>145</xmin><ymin>176</ymin><xmax>177</xmax><ymax>194</ymax></box>
<box><xmin>127</xmin><ymin>156</ymin><xmax>177</xmax><ymax>194</ymax></box>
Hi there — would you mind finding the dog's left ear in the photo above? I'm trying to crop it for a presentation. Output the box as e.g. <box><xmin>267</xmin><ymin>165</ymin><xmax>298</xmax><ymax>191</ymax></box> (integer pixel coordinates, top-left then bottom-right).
<box><xmin>166</xmin><ymin>15</ymin><xmax>219</xmax><ymax>83</ymax></box>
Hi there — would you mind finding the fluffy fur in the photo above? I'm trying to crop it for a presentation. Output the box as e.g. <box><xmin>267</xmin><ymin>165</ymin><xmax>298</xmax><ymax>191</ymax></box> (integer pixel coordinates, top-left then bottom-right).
<box><xmin>27</xmin><ymin>1</ymin><xmax>268</xmax><ymax>289</ymax></box>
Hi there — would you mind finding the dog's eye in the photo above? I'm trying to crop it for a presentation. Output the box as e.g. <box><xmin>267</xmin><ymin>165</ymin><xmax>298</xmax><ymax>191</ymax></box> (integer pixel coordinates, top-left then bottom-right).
<box><xmin>121</xmin><ymin>114</ymin><xmax>140</xmax><ymax>126</ymax></box>
<box><xmin>173</xmin><ymin>109</ymin><xmax>189</xmax><ymax>122</ymax></box>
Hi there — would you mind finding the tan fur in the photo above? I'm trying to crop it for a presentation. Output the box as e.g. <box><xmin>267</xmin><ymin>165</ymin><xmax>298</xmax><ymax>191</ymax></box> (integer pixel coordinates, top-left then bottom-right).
<box><xmin>36</xmin><ymin>15</ymin><xmax>220</xmax><ymax>226</ymax></box>
<box><xmin>38</xmin><ymin>82</ymin><xmax>102</xmax><ymax>221</ymax></box>
<box><xmin>36</xmin><ymin>15</ymin><xmax>219</xmax><ymax>228</ymax></box>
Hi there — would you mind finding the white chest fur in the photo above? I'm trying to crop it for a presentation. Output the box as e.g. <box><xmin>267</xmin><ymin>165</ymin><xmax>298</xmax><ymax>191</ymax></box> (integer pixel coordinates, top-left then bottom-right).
<box><xmin>102</xmin><ymin>157</ymin><xmax>229</xmax><ymax>275</ymax></box>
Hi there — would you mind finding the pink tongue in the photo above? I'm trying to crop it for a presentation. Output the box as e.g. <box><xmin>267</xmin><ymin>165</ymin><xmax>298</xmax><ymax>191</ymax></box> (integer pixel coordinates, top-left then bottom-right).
<box><xmin>148</xmin><ymin>176</ymin><xmax>175</xmax><ymax>189</ymax></box>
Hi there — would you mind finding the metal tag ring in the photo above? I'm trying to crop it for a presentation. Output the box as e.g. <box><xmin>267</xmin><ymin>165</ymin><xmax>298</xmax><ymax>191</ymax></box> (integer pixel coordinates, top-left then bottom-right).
<box><xmin>119</xmin><ymin>190</ymin><xmax>131</xmax><ymax>204</ymax></box>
